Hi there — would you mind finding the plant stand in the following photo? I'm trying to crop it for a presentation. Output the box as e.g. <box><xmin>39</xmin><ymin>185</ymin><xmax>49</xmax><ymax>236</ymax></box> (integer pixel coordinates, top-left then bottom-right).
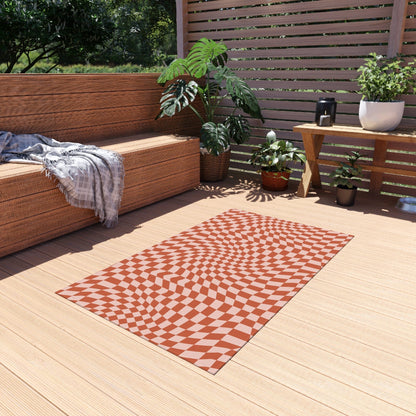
<box><xmin>293</xmin><ymin>123</ymin><xmax>416</xmax><ymax>197</ymax></box>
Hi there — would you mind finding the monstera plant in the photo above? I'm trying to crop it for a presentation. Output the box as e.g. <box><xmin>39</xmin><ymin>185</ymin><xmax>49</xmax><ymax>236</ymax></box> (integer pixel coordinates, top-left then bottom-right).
<box><xmin>156</xmin><ymin>38</ymin><xmax>264</xmax><ymax>181</ymax></box>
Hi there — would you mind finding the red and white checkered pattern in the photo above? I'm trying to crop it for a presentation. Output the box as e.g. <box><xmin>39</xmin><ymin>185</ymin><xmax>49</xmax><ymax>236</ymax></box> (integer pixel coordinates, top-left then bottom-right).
<box><xmin>57</xmin><ymin>209</ymin><xmax>353</xmax><ymax>374</ymax></box>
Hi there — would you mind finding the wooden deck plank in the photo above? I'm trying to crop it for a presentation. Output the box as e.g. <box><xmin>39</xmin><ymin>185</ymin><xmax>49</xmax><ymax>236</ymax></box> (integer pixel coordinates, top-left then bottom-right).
<box><xmin>0</xmin><ymin>364</ymin><xmax>67</xmax><ymax>416</ymax></box>
<box><xmin>0</xmin><ymin>325</ymin><xmax>139</xmax><ymax>416</ymax></box>
<box><xmin>281</xmin><ymin>302</ymin><xmax>416</xmax><ymax>363</ymax></box>
<box><xmin>0</xmin><ymin>274</ymin><xmax>346</xmax><ymax>416</ymax></box>
<box><xmin>0</xmin><ymin>275</ymin><xmax>276</xmax><ymax>416</ymax></box>
<box><xmin>236</xmin><ymin>344</ymin><xmax>413</xmax><ymax>416</ymax></box>
<box><xmin>309</xmin><ymin>276</ymin><xmax>416</xmax><ymax>316</ymax></box>
<box><xmin>295</xmin><ymin>288</ymin><xmax>416</xmax><ymax>341</ymax></box>
<box><xmin>322</xmin><ymin>264</ymin><xmax>416</xmax><ymax>296</ymax></box>
<box><xmin>0</xmin><ymin>174</ymin><xmax>415</xmax><ymax>415</ymax></box>
<box><xmin>250</xmin><ymin>328</ymin><xmax>416</xmax><ymax>411</ymax></box>
<box><xmin>265</xmin><ymin>317</ymin><xmax>416</xmax><ymax>386</ymax></box>
<box><xmin>0</xmin><ymin>292</ymin><xmax>208</xmax><ymax>416</ymax></box>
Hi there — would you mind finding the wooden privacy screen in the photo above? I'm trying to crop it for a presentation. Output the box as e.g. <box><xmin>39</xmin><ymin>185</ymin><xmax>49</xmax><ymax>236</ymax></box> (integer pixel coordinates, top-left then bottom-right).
<box><xmin>0</xmin><ymin>73</ymin><xmax>199</xmax><ymax>142</ymax></box>
<box><xmin>179</xmin><ymin>0</ymin><xmax>416</xmax><ymax>196</ymax></box>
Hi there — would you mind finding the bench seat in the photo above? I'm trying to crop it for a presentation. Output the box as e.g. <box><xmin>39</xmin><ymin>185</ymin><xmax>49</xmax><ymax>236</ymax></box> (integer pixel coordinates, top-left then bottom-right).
<box><xmin>0</xmin><ymin>133</ymin><xmax>200</xmax><ymax>258</ymax></box>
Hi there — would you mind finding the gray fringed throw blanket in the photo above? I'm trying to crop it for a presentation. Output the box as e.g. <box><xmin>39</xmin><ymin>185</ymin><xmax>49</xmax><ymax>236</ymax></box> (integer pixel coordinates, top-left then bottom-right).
<box><xmin>0</xmin><ymin>131</ymin><xmax>124</xmax><ymax>228</ymax></box>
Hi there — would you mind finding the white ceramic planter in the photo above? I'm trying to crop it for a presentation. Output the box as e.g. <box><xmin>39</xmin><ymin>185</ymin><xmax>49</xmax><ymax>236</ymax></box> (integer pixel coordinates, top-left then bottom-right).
<box><xmin>359</xmin><ymin>100</ymin><xmax>404</xmax><ymax>131</ymax></box>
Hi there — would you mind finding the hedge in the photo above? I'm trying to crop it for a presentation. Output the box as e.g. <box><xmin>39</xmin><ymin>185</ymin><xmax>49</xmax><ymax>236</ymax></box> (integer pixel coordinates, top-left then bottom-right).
<box><xmin>0</xmin><ymin>63</ymin><xmax>164</xmax><ymax>73</ymax></box>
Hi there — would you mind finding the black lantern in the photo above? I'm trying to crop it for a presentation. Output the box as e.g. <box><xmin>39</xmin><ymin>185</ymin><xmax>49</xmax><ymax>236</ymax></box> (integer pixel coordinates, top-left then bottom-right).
<box><xmin>315</xmin><ymin>97</ymin><xmax>337</xmax><ymax>126</ymax></box>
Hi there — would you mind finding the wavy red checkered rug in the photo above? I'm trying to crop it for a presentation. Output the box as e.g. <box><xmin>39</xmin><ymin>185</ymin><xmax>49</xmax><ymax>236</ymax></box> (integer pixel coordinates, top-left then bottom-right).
<box><xmin>57</xmin><ymin>209</ymin><xmax>353</xmax><ymax>374</ymax></box>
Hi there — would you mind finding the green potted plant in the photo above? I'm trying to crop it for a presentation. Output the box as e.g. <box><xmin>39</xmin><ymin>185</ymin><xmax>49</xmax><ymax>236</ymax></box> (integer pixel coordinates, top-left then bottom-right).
<box><xmin>249</xmin><ymin>130</ymin><xmax>306</xmax><ymax>191</ymax></box>
<box><xmin>356</xmin><ymin>53</ymin><xmax>416</xmax><ymax>131</ymax></box>
<box><xmin>329</xmin><ymin>151</ymin><xmax>363</xmax><ymax>206</ymax></box>
<box><xmin>156</xmin><ymin>37</ymin><xmax>264</xmax><ymax>181</ymax></box>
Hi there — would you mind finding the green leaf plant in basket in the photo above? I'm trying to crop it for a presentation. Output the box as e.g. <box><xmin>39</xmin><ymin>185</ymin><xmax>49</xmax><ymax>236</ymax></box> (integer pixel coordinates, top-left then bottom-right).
<box><xmin>156</xmin><ymin>37</ymin><xmax>264</xmax><ymax>181</ymax></box>
<box><xmin>249</xmin><ymin>130</ymin><xmax>306</xmax><ymax>192</ymax></box>
<box><xmin>329</xmin><ymin>151</ymin><xmax>364</xmax><ymax>206</ymax></box>
<box><xmin>356</xmin><ymin>52</ymin><xmax>416</xmax><ymax>131</ymax></box>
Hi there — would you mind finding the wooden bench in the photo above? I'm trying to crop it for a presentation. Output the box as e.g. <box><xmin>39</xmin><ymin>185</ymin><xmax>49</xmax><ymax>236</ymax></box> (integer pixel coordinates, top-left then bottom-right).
<box><xmin>0</xmin><ymin>74</ymin><xmax>200</xmax><ymax>258</ymax></box>
<box><xmin>294</xmin><ymin>123</ymin><xmax>416</xmax><ymax>197</ymax></box>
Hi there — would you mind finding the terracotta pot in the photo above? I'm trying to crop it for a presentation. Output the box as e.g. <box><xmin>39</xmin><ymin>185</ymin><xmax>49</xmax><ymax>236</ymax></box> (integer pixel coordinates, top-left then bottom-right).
<box><xmin>200</xmin><ymin>149</ymin><xmax>231</xmax><ymax>182</ymax></box>
<box><xmin>336</xmin><ymin>186</ymin><xmax>357</xmax><ymax>206</ymax></box>
<box><xmin>261</xmin><ymin>169</ymin><xmax>290</xmax><ymax>191</ymax></box>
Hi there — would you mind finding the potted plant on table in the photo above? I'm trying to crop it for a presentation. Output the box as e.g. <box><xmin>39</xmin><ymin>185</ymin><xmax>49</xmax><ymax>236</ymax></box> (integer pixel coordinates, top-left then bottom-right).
<box><xmin>156</xmin><ymin>37</ymin><xmax>264</xmax><ymax>181</ymax></box>
<box><xmin>356</xmin><ymin>52</ymin><xmax>416</xmax><ymax>131</ymax></box>
<box><xmin>329</xmin><ymin>151</ymin><xmax>364</xmax><ymax>206</ymax></box>
<box><xmin>249</xmin><ymin>130</ymin><xmax>306</xmax><ymax>191</ymax></box>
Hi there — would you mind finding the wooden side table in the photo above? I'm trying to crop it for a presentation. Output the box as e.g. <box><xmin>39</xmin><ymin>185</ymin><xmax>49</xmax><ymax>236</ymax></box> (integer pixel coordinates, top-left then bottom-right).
<box><xmin>293</xmin><ymin>123</ymin><xmax>416</xmax><ymax>197</ymax></box>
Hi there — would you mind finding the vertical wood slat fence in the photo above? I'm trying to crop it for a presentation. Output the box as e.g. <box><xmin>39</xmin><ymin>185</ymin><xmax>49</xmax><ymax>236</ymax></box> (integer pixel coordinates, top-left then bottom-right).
<box><xmin>177</xmin><ymin>0</ymin><xmax>416</xmax><ymax>197</ymax></box>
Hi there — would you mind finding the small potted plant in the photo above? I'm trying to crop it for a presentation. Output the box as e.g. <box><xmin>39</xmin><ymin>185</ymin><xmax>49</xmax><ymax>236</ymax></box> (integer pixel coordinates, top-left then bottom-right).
<box><xmin>249</xmin><ymin>130</ymin><xmax>306</xmax><ymax>191</ymax></box>
<box><xmin>156</xmin><ymin>38</ymin><xmax>264</xmax><ymax>181</ymax></box>
<box><xmin>329</xmin><ymin>151</ymin><xmax>363</xmax><ymax>206</ymax></box>
<box><xmin>356</xmin><ymin>53</ymin><xmax>416</xmax><ymax>131</ymax></box>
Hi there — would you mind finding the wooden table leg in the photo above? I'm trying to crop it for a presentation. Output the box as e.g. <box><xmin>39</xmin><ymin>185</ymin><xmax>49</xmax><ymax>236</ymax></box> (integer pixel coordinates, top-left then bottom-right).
<box><xmin>369</xmin><ymin>140</ymin><xmax>388</xmax><ymax>194</ymax></box>
<box><xmin>297</xmin><ymin>133</ymin><xmax>325</xmax><ymax>197</ymax></box>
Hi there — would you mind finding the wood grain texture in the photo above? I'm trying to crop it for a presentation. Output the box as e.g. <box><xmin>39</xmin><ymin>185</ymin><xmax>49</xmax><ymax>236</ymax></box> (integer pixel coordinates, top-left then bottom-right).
<box><xmin>184</xmin><ymin>0</ymin><xmax>416</xmax><ymax>196</ymax></box>
<box><xmin>188</xmin><ymin>0</ymin><xmax>391</xmax><ymax>13</ymax></box>
<box><xmin>188</xmin><ymin>6</ymin><xmax>392</xmax><ymax>30</ymax></box>
<box><xmin>176</xmin><ymin>0</ymin><xmax>188</xmax><ymax>58</ymax></box>
<box><xmin>294</xmin><ymin>124</ymin><xmax>416</xmax><ymax>197</ymax></box>
<box><xmin>0</xmin><ymin>173</ymin><xmax>415</xmax><ymax>415</ymax></box>
<box><xmin>189</xmin><ymin>21</ymin><xmax>391</xmax><ymax>42</ymax></box>
<box><xmin>369</xmin><ymin>140</ymin><xmax>389</xmax><ymax>194</ymax></box>
<box><xmin>387</xmin><ymin>0</ymin><xmax>409</xmax><ymax>57</ymax></box>
<box><xmin>0</xmin><ymin>136</ymin><xmax>200</xmax><ymax>258</ymax></box>
<box><xmin>0</xmin><ymin>74</ymin><xmax>200</xmax><ymax>258</ymax></box>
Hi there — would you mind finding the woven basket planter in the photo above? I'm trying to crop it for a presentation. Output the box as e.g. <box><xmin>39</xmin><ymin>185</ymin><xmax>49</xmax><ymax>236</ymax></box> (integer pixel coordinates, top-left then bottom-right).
<box><xmin>200</xmin><ymin>149</ymin><xmax>231</xmax><ymax>182</ymax></box>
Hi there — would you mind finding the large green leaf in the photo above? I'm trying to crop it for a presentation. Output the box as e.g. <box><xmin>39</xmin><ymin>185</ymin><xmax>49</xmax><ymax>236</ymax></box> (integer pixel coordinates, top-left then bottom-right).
<box><xmin>157</xmin><ymin>58</ymin><xmax>189</xmax><ymax>84</ymax></box>
<box><xmin>329</xmin><ymin>151</ymin><xmax>363</xmax><ymax>188</ymax></box>
<box><xmin>213</xmin><ymin>66</ymin><xmax>264</xmax><ymax>121</ymax></box>
<box><xmin>156</xmin><ymin>79</ymin><xmax>198</xmax><ymax>119</ymax></box>
<box><xmin>249</xmin><ymin>134</ymin><xmax>306</xmax><ymax>172</ymax></box>
<box><xmin>225</xmin><ymin>114</ymin><xmax>250</xmax><ymax>145</ymax></box>
<box><xmin>186</xmin><ymin>38</ymin><xmax>228</xmax><ymax>78</ymax></box>
<box><xmin>200</xmin><ymin>122</ymin><xmax>230</xmax><ymax>156</ymax></box>
<box><xmin>204</xmin><ymin>80</ymin><xmax>221</xmax><ymax>100</ymax></box>
<box><xmin>157</xmin><ymin>38</ymin><xmax>227</xmax><ymax>84</ymax></box>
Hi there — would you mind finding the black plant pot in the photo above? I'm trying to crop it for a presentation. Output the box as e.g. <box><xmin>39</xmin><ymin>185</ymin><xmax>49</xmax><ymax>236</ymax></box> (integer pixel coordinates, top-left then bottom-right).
<box><xmin>336</xmin><ymin>186</ymin><xmax>357</xmax><ymax>206</ymax></box>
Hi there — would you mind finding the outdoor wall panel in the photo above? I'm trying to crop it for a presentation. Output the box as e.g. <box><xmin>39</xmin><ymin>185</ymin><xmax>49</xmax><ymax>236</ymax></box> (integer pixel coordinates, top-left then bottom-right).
<box><xmin>182</xmin><ymin>0</ymin><xmax>416</xmax><ymax>197</ymax></box>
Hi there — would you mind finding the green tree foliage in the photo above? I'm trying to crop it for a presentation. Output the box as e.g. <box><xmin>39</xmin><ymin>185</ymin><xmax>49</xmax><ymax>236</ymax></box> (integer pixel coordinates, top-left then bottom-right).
<box><xmin>0</xmin><ymin>0</ymin><xmax>114</xmax><ymax>73</ymax></box>
<box><xmin>0</xmin><ymin>0</ymin><xmax>175</xmax><ymax>72</ymax></box>
<box><xmin>87</xmin><ymin>0</ymin><xmax>176</xmax><ymax>67</ymax></box>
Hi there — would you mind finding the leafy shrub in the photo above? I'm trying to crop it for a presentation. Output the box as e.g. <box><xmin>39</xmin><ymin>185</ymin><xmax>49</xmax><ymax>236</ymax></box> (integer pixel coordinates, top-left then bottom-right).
<box><xmin>356</xmin><ymin>53</ymin><xmax>416</xmax><ymax>102</ymax></box>
<box><xmin>0</xmin><ymin>63</ymin><xmax>163</xmax><ymax>73</ymax></box>
<box><xmin>249</xmin><ymin>130</ymin><xmax>306</xmax><ymax>173</ymax></box>
<box><xmin>329</xmin><ymin>151</ymin><xmax>364</xmax><ymax>189</ymax></box>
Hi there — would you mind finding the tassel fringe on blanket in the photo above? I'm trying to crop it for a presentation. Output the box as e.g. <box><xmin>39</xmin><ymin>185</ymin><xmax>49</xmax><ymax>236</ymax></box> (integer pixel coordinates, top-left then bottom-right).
<box><xmin>0</xmin><ymin>131</ymin><xmax>124</xmax><ymax>228</ymax></box>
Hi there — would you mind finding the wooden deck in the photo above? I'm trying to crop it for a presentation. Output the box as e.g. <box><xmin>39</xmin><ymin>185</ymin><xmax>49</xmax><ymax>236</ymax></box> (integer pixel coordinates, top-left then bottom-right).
<box><xmin>1</xmin><ymin>173</ymin><xmax>415</xmax><ymax>416</ymax></box>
